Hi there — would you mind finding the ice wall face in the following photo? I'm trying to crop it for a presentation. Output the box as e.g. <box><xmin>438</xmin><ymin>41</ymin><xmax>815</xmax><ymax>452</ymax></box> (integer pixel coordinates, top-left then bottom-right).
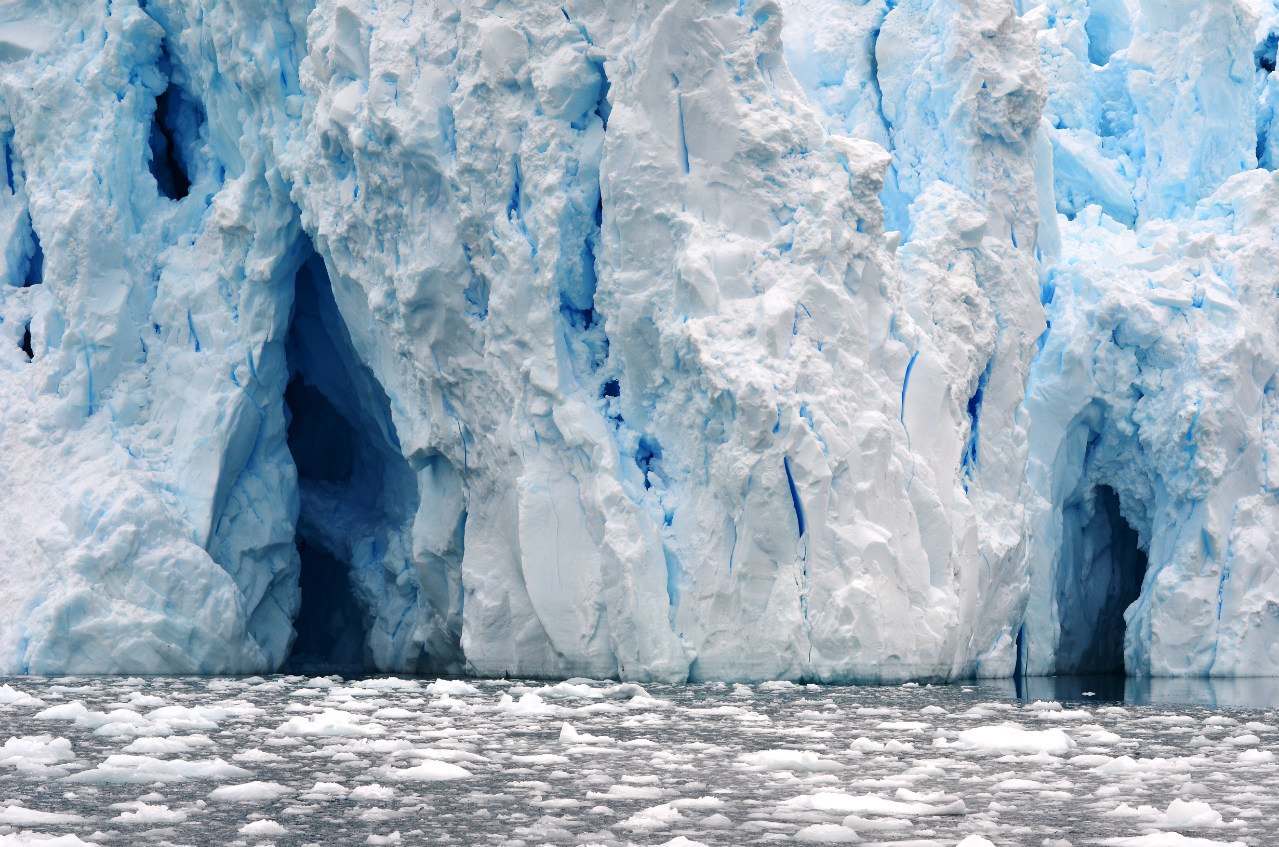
<box><xmin>1022</xmin><ymin>171</ymin><xmax>1279</xmax><ymax>677</ymax></box>
<box><xmin>1021</xmin><ymin>0</ymin><xmax>1279</xmax><ymax>676</ymax></box>
<box><xmin>284</xmin><ymin>0</ymin><xmax>1027</xmax><ymax>681</ymax></box>
<box><xmin>1</xmin><ymin>0</ymin><xmax>1278</xmax><ymax>680</ymax></box>
<box><xmin>0</xmin><ymin>3</ymin><xmax>304</xmax><ymax>673</ymax></box>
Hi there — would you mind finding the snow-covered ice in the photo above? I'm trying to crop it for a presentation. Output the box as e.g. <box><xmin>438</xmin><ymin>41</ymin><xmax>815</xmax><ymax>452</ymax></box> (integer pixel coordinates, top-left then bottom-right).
<box><xmin>0</xmin><ymin>0</ymin><xmax>1278</xmax><ymax>682</ymax></box>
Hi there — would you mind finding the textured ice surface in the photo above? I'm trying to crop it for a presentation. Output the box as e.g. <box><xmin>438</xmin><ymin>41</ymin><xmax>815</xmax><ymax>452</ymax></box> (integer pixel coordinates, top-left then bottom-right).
<box><xmin>1</xmin><ymin>0</ymin><xmax>1279</xmax><ymax>680</ymax></box>
<box><xmin>0</xmin><ymin>676</ymin><xmax>1269</xmax><ymax>845</ymax></box>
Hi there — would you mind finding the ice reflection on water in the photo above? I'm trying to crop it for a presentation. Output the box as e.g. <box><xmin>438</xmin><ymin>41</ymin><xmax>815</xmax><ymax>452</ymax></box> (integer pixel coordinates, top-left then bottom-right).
<box><xmin>0</xmin><ymin>675</ymin><xmax>1272</xmax><ymax>846</ymax></box>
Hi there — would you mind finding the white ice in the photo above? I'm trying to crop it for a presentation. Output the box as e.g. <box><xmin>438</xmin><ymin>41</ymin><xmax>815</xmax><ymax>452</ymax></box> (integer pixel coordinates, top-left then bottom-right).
<box><xmin>0</xmin><ymin>0</ymin><xmax>1276</xmax><ymax>684</ymax></box>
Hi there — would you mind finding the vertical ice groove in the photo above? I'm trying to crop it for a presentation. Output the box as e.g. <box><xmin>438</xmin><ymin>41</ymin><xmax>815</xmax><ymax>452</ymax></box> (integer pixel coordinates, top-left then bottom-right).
<box><xmin>673</xmin><ymin>76</ymin><xmax>690</xmax><ymax>175</ymax></box>
<box><xmin>20</xmin><ymin>225</ymin><xmax>40</xmax><ymax>289</ymax></box>
<box><xmin>900</xmin><ymin>350</ymin><xmax>917</xmax><ymax>424</ymax></box>
<box><xmin>782</xmin><ymin>456</ymin><xmax>806</xmax><ymax>538</ymax></box>
<box><xmin>962</xmin><ymin>356</ymin><xmax>994</xmax><ymax>483</ymax></box>
<box><xmin>1</xmin><ymin>131</ymin><xmax>13</xmax><ymax>194</ymax></box>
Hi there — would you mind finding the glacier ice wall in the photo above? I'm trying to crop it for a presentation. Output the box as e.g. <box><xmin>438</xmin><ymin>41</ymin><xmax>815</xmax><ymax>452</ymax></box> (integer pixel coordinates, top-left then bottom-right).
<box><xmin>1</xmin><ymin>0</ymin><xmax>1279</xmax><ymax>680</ymax></box>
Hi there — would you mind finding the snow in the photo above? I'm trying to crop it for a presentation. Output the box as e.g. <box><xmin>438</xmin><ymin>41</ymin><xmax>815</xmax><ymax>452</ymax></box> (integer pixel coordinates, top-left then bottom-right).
<box><xmin>0</xmin><ymin>0</ymin><xmax>1273</xmax><ymax>685</ymax></box>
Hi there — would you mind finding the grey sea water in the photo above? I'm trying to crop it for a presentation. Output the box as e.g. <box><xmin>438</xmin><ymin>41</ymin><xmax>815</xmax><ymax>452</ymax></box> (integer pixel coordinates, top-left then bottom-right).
<box><xmin>0</xmin><ymin>675</ymin><xmax>1273</xmax><ymax>847</ymax></box>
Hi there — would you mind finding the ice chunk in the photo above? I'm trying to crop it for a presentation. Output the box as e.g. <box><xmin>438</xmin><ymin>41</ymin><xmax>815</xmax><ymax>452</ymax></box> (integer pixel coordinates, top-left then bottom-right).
<box><xmin>784</xmin><ymin>792</ymin><xmax>966</xmax><ymax>816</ymax></box>
<box><xmin>208</xmin><ymin>781</ymin><xmax>293</xmax><ymax>802</ymax></box>
<box><xmin>63</xmin><ymin>755</ymin><xmax>251</xmax><ymax>784</ymax></box>
<box><xmin>792</xmin><ymin>823</ymin><xmax>860</xmax><ymax>843</ymax></box>
<box><xmin>0</xmin><ymin>806</ymin><xmax>84</xmax><ymax>825</ymax></box>
<box><xmin>383</xmin><ymin>760</ymin><xmax>470</xmax><ymax>781</ymax></box>
<box><xmin>350</xmin><ymin>784</ymin><xmax>395</xmax><ymax>802</ymax></box>
<box><xmin>559</xmin><ymin>722</ymin><xmax>613</xmax><ymax>744</ymax></box>
<box><xmin>954</xmin><ymin>725</ymin><xmax>1076</xmax><ymax>755</ymax></box>
<box><xmin>737</xmin><ymin>749</ymin><xmax>845</xmax><ymax>772</ymax></box>
<box><xmin>1156</xmin><ymin>800</ymin><xmax>1223</xmax><ymax>828</ymax></box>
<box><xmin>620</xmin><ymin>802</ymin><xmax>683</xmax><ymax>832</ymax></box>
<box><xmin>423</xmin><ymin>680</ymin><xmax>478</xmax><ymax>697</ymax></box>
<box><xmin>110</xmin><ymin>802</ymin><xmax>187</xmax><ymax>824</ymax></box>
<box><xmin>0</xmin><ymin>735</ymin><xmax>74</xmax><ymax>766</ymax></box>
<box><xmin>0</xmin><ymin>685</ymin><xmax>43</xmax><ymax>707</ymax></box>
<box><xmin>1099</xmin><ymin>835</ymin><xmax>1246</xmax><ymax>847</ymax></box>
<box><xmin>0</xmin><ymin>836</ymin><xmax>100</xmax><ymax>847</ymax></box>
<box><xmin>274</xmin><ymin>709</ymin><xmax>384</xmax><ymax>738</ymax></box>
<box><xmin>239</xmin><ymin>820</ymin><xmax>287</xmax><ymax>837</ymax></box>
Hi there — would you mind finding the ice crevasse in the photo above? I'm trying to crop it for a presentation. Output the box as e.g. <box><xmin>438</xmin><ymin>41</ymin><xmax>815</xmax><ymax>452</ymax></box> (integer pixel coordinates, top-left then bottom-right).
<box><xmin>1</xmin><ymin>0</ymin><xmax>1278</xmax><ymax>681</ymax></box>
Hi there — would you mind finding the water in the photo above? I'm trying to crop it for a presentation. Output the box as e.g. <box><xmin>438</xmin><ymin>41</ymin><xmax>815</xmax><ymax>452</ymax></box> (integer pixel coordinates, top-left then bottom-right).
<box><xmin>0</xmin><ymin>675</ymin><xmax>1274</xmax><ymax>846</ymax></box>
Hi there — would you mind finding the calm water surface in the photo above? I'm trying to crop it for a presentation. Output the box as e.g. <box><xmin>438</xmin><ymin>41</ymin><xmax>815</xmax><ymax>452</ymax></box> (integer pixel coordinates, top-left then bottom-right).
<box><xmin>0</xmin><ymin>675</ymin><xmax>1274</xmax><ymax>846</ymax></box>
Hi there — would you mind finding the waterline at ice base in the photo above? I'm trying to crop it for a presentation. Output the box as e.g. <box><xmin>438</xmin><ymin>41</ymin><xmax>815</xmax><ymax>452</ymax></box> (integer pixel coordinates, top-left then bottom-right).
<box><xmin>3</xmin><ymin>0</ymin><xmax>1279</xmax><ymax>683</ymax></box>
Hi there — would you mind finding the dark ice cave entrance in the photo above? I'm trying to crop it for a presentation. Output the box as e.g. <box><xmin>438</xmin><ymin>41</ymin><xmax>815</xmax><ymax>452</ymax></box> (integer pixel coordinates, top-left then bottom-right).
<box><xmin>290</xmin><ymin>538</ymin><xmax>366</xmax><ymax>671</ymax></box>
<box><xmin>1053</xmin><ymin>484</ymin><xmax>1148</xmax><ymax>675</ymax></box>
<box><xmin>280</xmin><ymin>245</ymin><xmax>416</xmax><ymax>674</ymax></box>
<box><xmin>146</xmin><ymin>45</ymin><xmax>204</xmax><ymax>201</ymax></box>
<box><xmin>281</xmin><ymin>252</ymin><xmax>370</xmax><ymax>674</ymax></box>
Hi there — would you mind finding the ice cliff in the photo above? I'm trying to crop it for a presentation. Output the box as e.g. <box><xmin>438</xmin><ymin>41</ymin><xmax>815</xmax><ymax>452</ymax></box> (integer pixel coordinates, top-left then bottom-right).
<box><xmin>1</xmin><ymin>0</ymin><xmax>1278</xmax><ymax>681</ymax></box>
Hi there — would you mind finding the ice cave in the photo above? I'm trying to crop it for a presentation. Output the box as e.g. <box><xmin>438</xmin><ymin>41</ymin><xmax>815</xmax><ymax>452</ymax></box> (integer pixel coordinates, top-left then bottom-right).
<box><xmin>280</xmin><ymin>247</ymin><xmax>422</xmax><ymax>674</ymax></box>
<box><xmin>1050</xmin><ymin>484</ymin><xmax>1148</xmax><ymax>676</ymax></box>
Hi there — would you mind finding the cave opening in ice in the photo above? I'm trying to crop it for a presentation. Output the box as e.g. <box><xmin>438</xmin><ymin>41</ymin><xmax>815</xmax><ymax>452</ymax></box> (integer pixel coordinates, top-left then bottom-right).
<box><xmin>280</xmin><ymin>243</ymin><xmax>417</xmax><ymax>673</ymax></box>
<box><xmin>288</xmin><ymin>536</ymin><xmax>367</xmax><ymax>672</ymax></box>
<box><xmin>145</xmin><ymin>44</ymin><xmax>204</xmax><ymax>201</ymax></box>
<box><xmin>1053</xmin><ymin>484</ymin><xmax>1148</xmax><ymax>675</ymax></box>
<box><xmin>21</xmin><ymin>227</ymin><xmax>41</xmax><ymax>288</ymax></box>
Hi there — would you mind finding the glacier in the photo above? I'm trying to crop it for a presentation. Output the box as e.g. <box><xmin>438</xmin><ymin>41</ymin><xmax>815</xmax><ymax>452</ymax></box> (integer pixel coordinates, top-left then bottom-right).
<box><xmin>0</xmin><ymin>0</ymin><xmax>1278</xmax><ymax>681</ymax></box>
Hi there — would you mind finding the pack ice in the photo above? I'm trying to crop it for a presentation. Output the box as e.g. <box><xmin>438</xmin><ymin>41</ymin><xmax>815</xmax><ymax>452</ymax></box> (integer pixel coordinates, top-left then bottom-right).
<box><xmin>1</xmin><ymin>0</ymin><xmax>1277</xmax><ymax>681</ymax></box>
